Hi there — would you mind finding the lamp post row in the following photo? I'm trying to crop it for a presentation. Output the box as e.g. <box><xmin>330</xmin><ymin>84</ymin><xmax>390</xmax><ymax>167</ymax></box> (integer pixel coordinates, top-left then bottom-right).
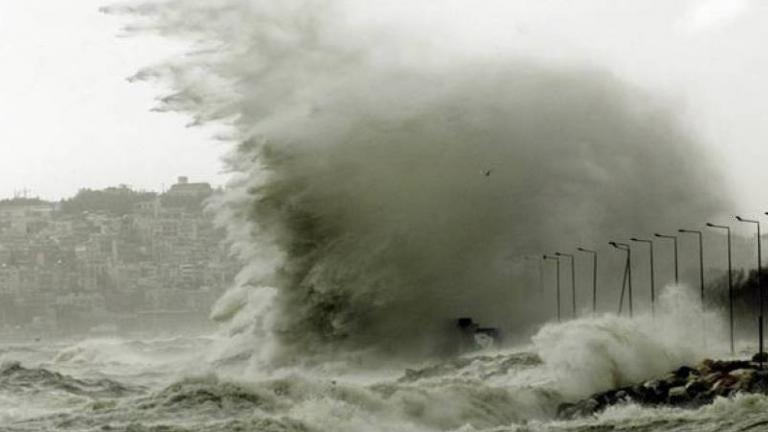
<box><xmin>555</xmin><ymin>252</ymin><xmax>576</xmax><ymax>319</ymax></box>
<box><xmin>679</xmin><ymin>229</ymin><xmax>705</xmax><ymax>310</ymax></box>
<box><xmin>706</xmin><ymin>223</ymin><xmax>734</xmax><ymax>354</ymax></box>
<box><xmin>543</xmin><ymin>254</ymin><xmax>561</xmax><ymax>323</ymax></box>
<box><xmin>630</xmin><ymin>238</ymin><xmax>655</xmax><ymax>316</ymax></box>
<box><xmin>735</xmin><ymin>216</ymin><xmax>762</xmax><ymax>366</ymax></box>
<box><xmin>654</xmin><ymin>233</ymin><xmax>679</xmax><ymax>285</ymax></box>
<box><xmin>577</xmin><ymin>247</ymin><xmax>597</xmax><ymax>316</ymax></box>
<box><xmin>610</xmin><ymin>241</ymin><xmax>632</xmax><ymax>317</ymax></box>
<box><xmin>529</xmin><ymin>214</ymin><xmax>768</xmax><ymax>358</ymax></box>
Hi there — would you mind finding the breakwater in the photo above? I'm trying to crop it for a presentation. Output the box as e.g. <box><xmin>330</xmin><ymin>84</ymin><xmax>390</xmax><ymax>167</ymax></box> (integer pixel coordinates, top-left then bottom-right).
<box><xmin>559</xmin><ymin>354</ymin><xmax>768</xmax><ymax>419</ymax></box>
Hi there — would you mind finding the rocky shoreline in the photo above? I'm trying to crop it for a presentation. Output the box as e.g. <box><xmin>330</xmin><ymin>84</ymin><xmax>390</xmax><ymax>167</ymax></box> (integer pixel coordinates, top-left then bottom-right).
<box><xmin>558</xmin><ymin>354</ymin><xmax>768</xmax><ymax>419</ymax></box>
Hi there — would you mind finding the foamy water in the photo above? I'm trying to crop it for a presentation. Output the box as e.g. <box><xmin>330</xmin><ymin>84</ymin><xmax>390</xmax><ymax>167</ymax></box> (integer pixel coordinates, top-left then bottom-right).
<box><xmin>2</xmin><ymin>287</ymin><xmax>764</xmax><ymax>432</ymax></box>
<box><xmin>27</xmin><ymin>2</ymin><xmax>754</xmax><ymax>430</ymax></box>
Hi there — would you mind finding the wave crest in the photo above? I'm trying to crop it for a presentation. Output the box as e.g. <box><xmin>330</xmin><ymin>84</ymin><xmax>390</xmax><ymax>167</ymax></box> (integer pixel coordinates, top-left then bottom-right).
<box><xmin>112</xmin><ymin>0</ymin><xmax>728</xmax><ymax>363</ymax></box>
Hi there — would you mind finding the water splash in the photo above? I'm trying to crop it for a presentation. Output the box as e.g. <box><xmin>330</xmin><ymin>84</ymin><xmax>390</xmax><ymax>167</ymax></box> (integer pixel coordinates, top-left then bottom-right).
<box><xmin>107</xmin><ymin>0</ymin><xmax>728</xmax><ymax>363</ymax></box>
<box><xmin>534</xmin><ymin>285</ymin><xmax>728</xmax><ymax>399</ymax></box>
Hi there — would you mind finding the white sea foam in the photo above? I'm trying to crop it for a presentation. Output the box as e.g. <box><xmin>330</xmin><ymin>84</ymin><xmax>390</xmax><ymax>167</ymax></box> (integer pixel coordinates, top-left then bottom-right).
<box><xmin>534</xmin><ymin>285</ymin><xmax>727</xmax><ymax>398</ymax></box>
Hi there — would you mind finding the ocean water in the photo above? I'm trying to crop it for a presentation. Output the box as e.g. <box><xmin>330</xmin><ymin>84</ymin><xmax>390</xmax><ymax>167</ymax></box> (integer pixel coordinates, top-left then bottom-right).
<box><xmin>43</xmin><ymin>3</ymin><xmax>748</xmax><ymax>430</ymax></box>
<box><xmin>3</xmin><ymin>298</ymin><xmax>766</xmax><ymax>432</ymax></box>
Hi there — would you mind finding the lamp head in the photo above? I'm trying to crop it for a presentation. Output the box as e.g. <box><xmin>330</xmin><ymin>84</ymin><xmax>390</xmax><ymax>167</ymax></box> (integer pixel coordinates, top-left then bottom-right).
<box><xmin>736</xmin><ymin>216</ymin><xmax>744</xmax><ymax>221</ymax></box>
<box><xmin>706</xmin><ymin>222</ymin><xmax>714</xmax><ymax>227</ymax></box>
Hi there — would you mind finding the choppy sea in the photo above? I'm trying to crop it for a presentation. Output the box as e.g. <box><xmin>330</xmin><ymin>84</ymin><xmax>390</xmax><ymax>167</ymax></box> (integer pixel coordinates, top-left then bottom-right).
<box><xmin>2</xmin><ymin>318</ymin><xmax>768</xmax><ymax>432</ymax></box>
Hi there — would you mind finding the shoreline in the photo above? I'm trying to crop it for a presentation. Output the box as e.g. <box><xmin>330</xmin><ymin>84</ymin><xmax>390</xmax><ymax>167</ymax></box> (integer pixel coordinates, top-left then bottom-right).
<box><xmin>558</xmin><ymin>354</ymin><xmax>768</xmax><ymax>419</ymax></box>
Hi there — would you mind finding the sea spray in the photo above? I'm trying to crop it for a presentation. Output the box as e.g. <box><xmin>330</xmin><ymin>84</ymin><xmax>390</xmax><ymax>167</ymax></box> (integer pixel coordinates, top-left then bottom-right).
<box><xmin>0</xmin><ymin>292</ymin><xmax>748</xmax><ymax>431</ymax></box>
<box><xmin>534</xmin><ymin>285</ymin><xmax>728</xmax><ymax>399</ymax></box>
<box><xmin>108</xmin><ymin>0</ymin><xmax>728</xmax><ymax>364</ymax></box>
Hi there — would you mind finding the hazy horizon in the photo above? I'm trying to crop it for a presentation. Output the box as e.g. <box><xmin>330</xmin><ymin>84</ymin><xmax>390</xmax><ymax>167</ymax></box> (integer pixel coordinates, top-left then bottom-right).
<box><xmin>0</xmin><ymin>0</ymin><xmax>228</xmax><ymax>201</ymax></box>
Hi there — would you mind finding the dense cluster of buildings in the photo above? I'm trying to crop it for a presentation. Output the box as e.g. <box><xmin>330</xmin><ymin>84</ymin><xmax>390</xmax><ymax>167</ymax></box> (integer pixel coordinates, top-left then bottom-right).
<box><xmin>0</xmin><ymin>177</ymin><xmax>237</xmax><ymax>337</ymax></box>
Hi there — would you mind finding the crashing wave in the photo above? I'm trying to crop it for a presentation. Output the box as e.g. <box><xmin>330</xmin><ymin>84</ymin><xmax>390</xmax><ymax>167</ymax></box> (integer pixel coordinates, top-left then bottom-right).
<box><xmin>0</xmin><ymin>361</ymin><xmax>136</xmax><ymax>399</ymax></box>
<box><xmin>107</xmin><ymin>0</ymin><xmax>728</xmax><ymax>365</ymax></box>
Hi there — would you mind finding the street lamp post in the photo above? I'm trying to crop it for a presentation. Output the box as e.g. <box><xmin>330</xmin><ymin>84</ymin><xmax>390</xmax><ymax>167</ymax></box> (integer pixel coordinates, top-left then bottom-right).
<box><xmin>610</xmin><ymin>242</ymin><xmax>632</xmax><ymax>317</ymax></box>
<box><xmin>524</xmin><ymin>255</ymin><xmax>544</xmax><ymax>292</ymax></box>
<box><xmin>630</xmin><ymin>238</ymin><xmax>656</xmax><ymax>315</ymax></box>
<box><xmin>543</xmin><ymin>254</ymin><xmax>561</xmax><ymax>322</ymax></box>
<box><xmin>655</xmin><ymin>233</ymin><xmax>679</xmax><ymax>285</ymax></box>
<box><xmin>578</xmin><ymin>247</ymin><xmax>598</xmax><ymax>316</ymax></box>
<box><xmin>556</xmin><ymin>252</ymin><xmax>577</xmax><ymax>318</ymax></box>
<box><xmin>707</xmin><ymin>222</ymin><xmax>734</xmax><ymax>354</ymax></box>
<box><xmin>679</xmin><ymin>229</ymin><xmax>705</xmax><ymax>309</ymax></box>
<box><xmin>736</xmin><ymin>215</ymin><xmax>763</xmax><ymax>365</ymax></box>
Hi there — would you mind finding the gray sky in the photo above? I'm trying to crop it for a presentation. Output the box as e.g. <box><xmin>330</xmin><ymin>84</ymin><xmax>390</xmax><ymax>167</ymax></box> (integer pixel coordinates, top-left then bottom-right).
<box><xmin>0</xmin><ymin>0</ymin><xmax>227</xmax><ymax>200</ymax></box>
<box><xmin>1</xmin><ymin>0</ymin><xmax>767</xmax><ymax>212</ymax></box>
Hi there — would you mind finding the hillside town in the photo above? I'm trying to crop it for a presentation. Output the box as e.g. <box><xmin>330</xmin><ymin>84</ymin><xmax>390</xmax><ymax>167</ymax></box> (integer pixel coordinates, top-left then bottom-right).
<box><xmin>0</xmin><ymin>177</ymin><xmax>237</xmax><ymax>338</ymax></box>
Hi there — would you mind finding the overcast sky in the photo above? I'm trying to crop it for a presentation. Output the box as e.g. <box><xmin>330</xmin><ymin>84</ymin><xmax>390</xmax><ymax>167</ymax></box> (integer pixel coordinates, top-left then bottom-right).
<box><xmin>1</xmin><ymin>0</ymin><xmax>768</xmax><ymax>213</ymax></box>
<box><xmin>0</xmin><ymin>0</ymin><xmax>227</xmax><ymax>200</ymax></box>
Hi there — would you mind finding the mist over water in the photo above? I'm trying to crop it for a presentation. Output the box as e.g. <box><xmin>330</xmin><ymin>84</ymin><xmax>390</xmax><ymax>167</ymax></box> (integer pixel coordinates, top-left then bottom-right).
<box><xmin>106</xmin><ymin>0</ymin><xmax>728</xmax><ymax>364</ymax></box>
<box><xmin>535</xmin><ymin>285</ymin><xmax>729</xmax><ymax>399</ymax></box>
<box><xmin>1</xmin><ymin>287</ymin><xmax>745</xmax><ymax>432</ymax></box>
